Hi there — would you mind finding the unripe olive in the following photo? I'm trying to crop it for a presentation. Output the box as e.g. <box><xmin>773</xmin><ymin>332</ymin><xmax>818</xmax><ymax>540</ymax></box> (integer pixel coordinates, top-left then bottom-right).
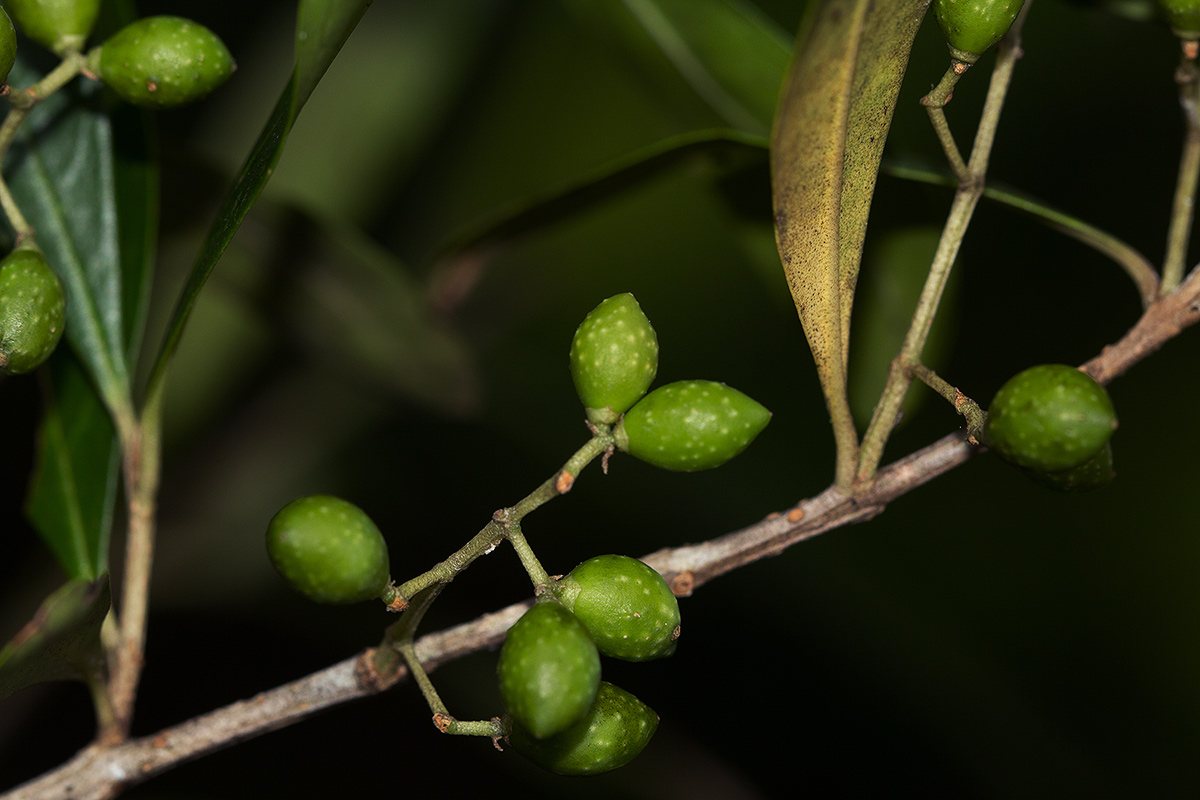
<box><xmin>0</xmin><ymin>248</ymin><xmax>66</xmax><ymax>375</ymax></box>
<box><xmin>508</xmin><ymin>681</ymin><xmax>659</xmax><ymax>776</ymax></box>
<box><xmin>985</xmin><ymin>364</ymin><xmax>1117</xmax><ymax>473</ymax></box>
<box><xmin>1160</xmin><ymin>0</ymin><xmax>1200</xmax><ymax>38</ymax></box>
<box><xmin>934</xmin><ymin>0</ymin><xmax>1025</xmax><ymax>64</ymax></box>
<box><xmin>4</xmin><ymin>0</ymin><xmax>98</xmax><ymax>54</ymax></box>
<box><xmin>497</xmin><ymin>601</ymin><xmax>601</xmax><ymax>740</ymax></box>
<box><xmin>614</xmin><ymin>380</ymin><xmax>771</xmax><ymax>471</ymax></box>
<box><xmin>569</xmin><ymin>293</ymin><xmax>659</xmax><ymax>425</ymax></box>
<box><xmin>557</xmin><ymin>555</ymin><xmax>680</xmax><ymax>662</ymax></box>
<box><xmin>90</xmin><ymin>16</ymin><xmax>234</xmax><ymax>109</ymax></box>
<box><xmin>266</xmin><ymin>495</ymin><xmax>391</xmax><ymax>604</ymax></box>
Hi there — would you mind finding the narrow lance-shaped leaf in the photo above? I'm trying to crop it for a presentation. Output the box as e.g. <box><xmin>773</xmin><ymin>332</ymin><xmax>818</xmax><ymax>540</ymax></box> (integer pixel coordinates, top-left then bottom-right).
<box><xmin>770</xmin><ymin>0</ymin><xmax>928</xmax><ymax>483</ymax></box>
<box><xmin>144</xmin><ymin>0</ymin><xmax>373</xmax><ymax>400</ymax></box>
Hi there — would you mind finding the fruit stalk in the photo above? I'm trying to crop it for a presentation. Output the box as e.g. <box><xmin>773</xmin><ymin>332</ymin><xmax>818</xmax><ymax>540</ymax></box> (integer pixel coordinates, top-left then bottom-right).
<box><xmin>920</xmin><ymin>66</ymin><xmax>969</xmax><ymax>181</ymax></box>
<box><xmin>391</xmin><ymin>429</ymin><xmax>613</xmax><ymax>603</ymax></box>
<box><xmin>1163</xmin><ymin>44</ymin><xmax>1200</xmax><ymax>293</ymax></box>
<box><xmin>857</xmin><ymin>4</ymin><xmax>1027</xmax><ymax>484</ymax></box>
<box><xmin>908</xmin><ymin>363</ymin><xmax>985</xmax><ymax>441</ymax></box>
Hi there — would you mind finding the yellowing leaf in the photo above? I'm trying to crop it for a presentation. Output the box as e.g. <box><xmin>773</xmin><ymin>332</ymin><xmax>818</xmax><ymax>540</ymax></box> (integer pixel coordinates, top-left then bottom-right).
<box><xmin>770</xmin><ymin>0</ymin><xmax>929</xmax><ymax>483</ymax></box>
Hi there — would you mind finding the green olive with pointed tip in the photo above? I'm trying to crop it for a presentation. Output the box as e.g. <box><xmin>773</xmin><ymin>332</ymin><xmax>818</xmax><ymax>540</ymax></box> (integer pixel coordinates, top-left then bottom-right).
<box><xmin>91</xmin><ymin>16</ymin><xmax>234</xmax><ymax>109</ymax></box>
<box><xmin>569</xmin><ymin>293</ymin><xmax>659</xmax><ymax>425</ymax></box>
<box><xmin>557</xmin><ymin>555</ymin><xmax>680</xmax><ymax>662</ymax></box>
<box><xmin>508</xmin><ymin>681</ymin><xmax>659</xmax><ymax>776</ymax></box>
<box><xmin>985</xmin><ymin>364</ymin><xmax>1117</xmax><ymax>473</ymax></box>
<box><xmin>497</xmin><ymin>601</ymin><xmax>600</xmax><ymax>740</ymax></box>
<box><xmin>0</xmin><ymin>248</ymin><xmax>66</xmax><ymax>375</ymax></box>
<box><xmin>266</xmin><ymin>495</ymin><xmax>391</xmax><ymax>605</ymax></box>
<box><xmin>934</xmin><ymin>0</ymin><xmax>1025</xmax><ymax>63</ymax></box>
<box><xmin>4</xmin><ymin>0</ymin><xmax>98</xmax><ymax>54</ymax></box>
<box><xmin>1159</xmin><ymin>0</ymin><xmax>1200</xmax><ymax>38</ymax></box>
<box><xmin>614</xmin><ymin>380</ymin><xmax>771</xmax><ymax>471</ymax></box>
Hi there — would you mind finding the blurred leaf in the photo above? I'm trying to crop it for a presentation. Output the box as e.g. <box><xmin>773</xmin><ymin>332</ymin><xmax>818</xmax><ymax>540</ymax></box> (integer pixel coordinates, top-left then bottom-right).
<box><xmin>0</xmin><ymin>576</ymin><xmax>110</xmax><ymax>700</ymax></box>
<box><xmin>770</xmin><ymin>0</ymin><xmax>928</xmax><ymax>465</ymax></box>
<box><xmin>27</xmin><ymin>354</ymin><xmax>121</xmax><ymax>581</ymax></box>
<box><xmin>145</xmin><ymin>0</ymin><xmax>372</xmax><ymax>398</ymax></box>
<box><xmin>849</xmin><ymin>226</ymin><xmax>959</xmax><ymax>427</ymax></box>
<box><xmin>294</xmin><ymin>221</ymin><xmax>480</xmax><ymax>416</ymax></box>
<box><xmin>5</xmin><ymin>56</ymin><xmax>132</xmax><ymax>421</ymax></box>
<box><xmin>433</xmin><ymin>128</ymin><xmax>766</xmax><ymax>307</ymax></box>
<box><xmin>564</xmin><ymin>0</ymin><xmax>791</xmax><ymax>134</ymax></box>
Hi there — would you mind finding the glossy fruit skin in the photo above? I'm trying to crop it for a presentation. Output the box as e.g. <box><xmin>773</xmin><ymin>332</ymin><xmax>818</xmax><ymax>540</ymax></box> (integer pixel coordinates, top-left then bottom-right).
<box><xmin>509</xmin><ymin>681</ymin><xmax>658</xmax><ymax>776</ymax></box>
<box><xmin>569</xmin><ymin>293</ymin><xmax>659</xmax><ymax>425</ymax></box>
<box><xmin>0</xmin><ymin>8</ymin><xmax>16</xmax><ymax>84</ymax></box>
<box><xmin>266</xmin><ymin>495</ymin><xmax>390</xmax><ymax>604</ymax></box>
<box><xmin>934</xmin><ymin>0</ymin><xmax>1024</xmax><ymax>63</ymax></box>
<box><xmin>1160</xmin><ymin>0</ymin><xmax>1200</xmax><ymax>37</ymax></box>
<box><xmin>614</xmin><ymin>380</ymin><xmax>770</xmax><ymax>471</ymax></box>
<box><xmin>985</xmin><ymin>364</ymin><xmax>1117</xmax><ymax>473</ymax></box>
<box><xmin>0</xmin><ymin>248</ymin><xmax>66</xmax><ymax>375</ymax></box>
<box><xmin>4</xmin><ymin>0</ymin><xmax>98</xmax><ymax>53</ymax></box>
<box><xmin>92</xmin><ymin>16</ymin><xmax>234</xmax><ymax>109</ymax></box>
<box><xmin>557</xmin><ymin>555</ymin><xmax>680</xmax><ymax>662</ymax></box>
<box><xmin>1023</xmin><ymin>442</ymin><xmax>1115</xmax><ymax>493</ymax></box>
<box><xmin>497</xmin><ymin>601</ymin><xmax>601</xmax><ymax>740</ymax></box>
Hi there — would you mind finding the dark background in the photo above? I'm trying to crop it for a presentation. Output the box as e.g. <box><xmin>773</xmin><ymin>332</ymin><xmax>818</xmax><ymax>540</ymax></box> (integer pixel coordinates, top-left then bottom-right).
<box><xmin>2</xmin><ymin>1</ymin><xmax>1199</xmax><ymax>797</ymax></box>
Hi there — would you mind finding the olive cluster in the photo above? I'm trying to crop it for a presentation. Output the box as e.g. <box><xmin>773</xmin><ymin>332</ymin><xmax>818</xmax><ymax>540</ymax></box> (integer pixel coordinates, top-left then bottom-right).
<box><xmin>264</xmin><ymin>293</ymin><xmax>771</xmax><ymax>775</ymax></box>
<box><xmin>0</xmin><ymin>1</ymin><xmax>233</xmax><ymax>375</ymax></box>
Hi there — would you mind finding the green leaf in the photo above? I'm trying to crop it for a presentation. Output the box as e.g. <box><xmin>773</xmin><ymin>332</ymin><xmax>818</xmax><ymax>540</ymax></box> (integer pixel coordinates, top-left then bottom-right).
<box><xmin>564</xmin><ymin>0</ymin><xmax>791</xmax><ymax>134</ymax></box>
<box><xmin>0</xmin><ymin>576</ymin><xmax>110</xmax><ymax>701</ymax></box>
<box><xmin>144</xmin><ymin>0</ymin><xmax>372</xmax><ymax>400</ymax></box>
<box><xmin>5</xmin><ymin>55</ymin><xmax>133</xmax><ymax>423</ymax></box>
<box><xmin>27</xmin><ymin>352</ymin><xmax>121</xmax><ymax>581</ymax></box>
<box><xmin>769</xmin><ymin>0</ymin><xmax>929</xmax><ymax>483</ymax></box>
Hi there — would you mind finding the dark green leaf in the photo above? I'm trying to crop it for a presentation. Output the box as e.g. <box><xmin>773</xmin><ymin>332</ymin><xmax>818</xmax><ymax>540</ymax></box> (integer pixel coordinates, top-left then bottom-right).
<box><xmin>144</xmin><ymin>0</ymin><xmax>372</xmax><ymax>399</ymax></box>
<box><xmin>0</xmin><ymin>576</ymin><xmax>110</xmax><ymax>700</ymax></box>
<box><xmin>440</xmin><ymin>128</ymin><xmax>766</xmax><ymax>261</ymax></box>
<box><xmin>563</xmin><ymin>0</ymin><xmax>790</xmax><ymax>134</ymax></box>
<box><xmin>5</xmin><ymin>55</ymin><xmax>132</xmax><ymax>421</ymax></box>
<box><xmin>26</xmin><ymin>352</ymin><xmax>120</xmax><ymax>581</ymax></box>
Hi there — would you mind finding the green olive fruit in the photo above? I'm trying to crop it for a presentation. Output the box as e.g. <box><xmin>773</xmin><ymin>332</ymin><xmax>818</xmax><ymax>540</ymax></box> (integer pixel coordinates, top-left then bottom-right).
<box><xmin>934</xmin><ymin>0</ymin><xmax>1025</xmax><ymax>63</ymax></box>
<box><xmin>1160</xmin><ymin>0</ymin><xmax>1200</xmax><ymax>38</ymax></box>
<box><xmin>614</xmin><ymin>380</ymin><xmax>771</xmax><ymax>472</ymax></box>
<box><xmin>508</xmin><ymin>681</ymin><xmax>658</xmax><ymax>776</ymax></box>
<box><xmin>1022</xmin><ymin>442</ymin><xmax>1115</xmax><ymax>493</ymax></box>
<box><xmin>557</xmin><ymin>555</ymin><xmax>680</xmax><ymax>662</ymax></box>
<box><xmin>4</xmin><ymin>0</ymin><xmax>98</xmax><ymax>54</ymax></box>
<box><xmin>497</xmin><ymin>601</ymin><xmax>601</xmax><ymax>740</ymax></box>
<box><xmin>265</xmin><ymin>495</ymin><xmax>391</xmax><ymax>604</ymax></box>
<box><xmin>985</xmin><ymin>364</ymin><xmax>1117</xmax><ymax>473</ymax></box>
<box><xmin>0</xmin><ymin>248</ymin><xmax>65</xmax><ymax>375</ymax></box>
<box><xmin>569</xmin><ymin>293</ymin><xmax>659</xmax><ymax>425</ymax></box>
<box><xmin>90</xmin><ymin>16</ymin><xmax>234</xmax><ymax>109</ymax></box>
<box><xmin>0</xmin><ymin>8</ymin><xmax>16</xmax><ymax>84</ymax></box>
